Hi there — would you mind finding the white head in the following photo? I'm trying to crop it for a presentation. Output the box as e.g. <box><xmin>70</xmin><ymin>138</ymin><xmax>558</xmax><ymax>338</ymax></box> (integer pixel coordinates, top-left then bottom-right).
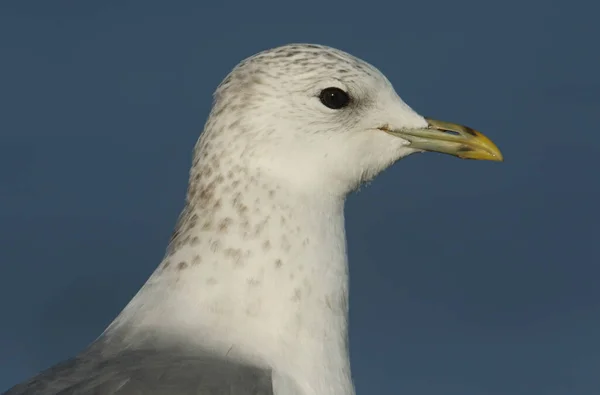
<box><xmin>199</xmin><ymin>44</ymin><xmax>502</xmax><ymax>198</ymax></box>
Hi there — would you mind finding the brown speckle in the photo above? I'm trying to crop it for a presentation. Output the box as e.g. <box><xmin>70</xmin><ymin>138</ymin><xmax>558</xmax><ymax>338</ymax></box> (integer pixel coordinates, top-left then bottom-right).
<box><xmin>240</xmin><ymin>219</ymin><xmax>250</xmax><ymax>230</ymax></box>
<box><xmin>253</xmin><ymin>216</ymin><xmax>270</xmax><ymax>236</ymax></box>
<box><xmin>231</xmin><ymin>192</ymin><xmax>243</xmax><ymax>208</ymax></box>
<box><xmin>192</xmin><ymin>255</ymin><xmax>202</xmax><ymax>265</ymax></box>
<box><xmin>247</xmin><ymin>278</ymin><xmax>261</xmax><ymax>287</ymax></box>
<box><xmin>191</xmin><ymin>236</ymin><xmax>200</xmax><ymax>246</ymax></box>
<box><xmin>177</xmin><ymin>261</ymin><xmax>188</xmax><ymax>270</ymax></box>
<box><xmin>206</xmin><ymin>277</ymin><xmax>218</xmax><ymax>285</ymax></box>
<box><xmin>218</xmin><ymin>217</ymin><xmax>233</xmax><ymax>233</ymax></box>
<box><xmin>210</xmin><ymin>240</ymin><xmax>222</xmax><ymax>252</ymax></box>
<box><xmin>291</xmin><ymin>288</ymin><xmax>302</xmax><ymax>302</ymax></box>
<box><xmin>262</xmin><ymin>240</ymin><xmax>271</xmax><ymax>251</ymax></box>
<box><xmin>237</xmin><ymin>204</ymin><xmax>249</xmax><ymax>215</ymax></box>
<box><xmin>224</xmin><ymin>248</ymin><xmax>243</xmax><ymax>266</ymax></box>
<box><xmin>325</xmin><ymin>293</ymin><xmax>347</xmax><ymax>314</ymax></box>
<box><xmin>274</xmin><ymin>258</ymin><xmax>283</xmax><ymax>268</ymax></box>
<box><xmin>199</xmin><ymin>186</ymin><xmax>214</xmax><ymax>201</ymax></box>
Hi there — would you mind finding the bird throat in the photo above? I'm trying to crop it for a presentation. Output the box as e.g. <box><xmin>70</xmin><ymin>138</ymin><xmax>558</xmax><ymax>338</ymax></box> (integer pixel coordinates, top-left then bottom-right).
<box><xmin>106</xmin><ymin>163</ymin><xmax>354</xmax><ymax>394</ymax></box>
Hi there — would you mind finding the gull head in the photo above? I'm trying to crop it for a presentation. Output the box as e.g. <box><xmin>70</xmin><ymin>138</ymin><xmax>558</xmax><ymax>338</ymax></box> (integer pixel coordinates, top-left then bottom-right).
<box><xmin>200</xmin><ymin>44</ymin><xmax>503</xmax><ymax>197</ymax></box>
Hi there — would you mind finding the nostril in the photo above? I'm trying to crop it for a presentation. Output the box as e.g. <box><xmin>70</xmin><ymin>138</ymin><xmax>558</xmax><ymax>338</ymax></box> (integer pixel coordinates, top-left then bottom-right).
<box><xmin>441</xmin><ymin>129</ymin><xmax>460</xmax><ymax>136</ymax></box>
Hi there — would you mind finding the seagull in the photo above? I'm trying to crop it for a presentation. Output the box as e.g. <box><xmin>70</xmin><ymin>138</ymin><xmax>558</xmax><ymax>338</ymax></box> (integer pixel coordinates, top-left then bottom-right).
<box><xmin>3</xmin><ymin>44</ymin><xmax>502</xmax><ymax>395</ymax></box>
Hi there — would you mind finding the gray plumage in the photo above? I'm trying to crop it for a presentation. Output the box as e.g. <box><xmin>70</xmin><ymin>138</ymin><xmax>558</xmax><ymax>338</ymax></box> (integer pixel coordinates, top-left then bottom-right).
<box><xmin>4</xmin><ymin>341</ymin><xmax>273</xmax><ymax>395</ymax></box>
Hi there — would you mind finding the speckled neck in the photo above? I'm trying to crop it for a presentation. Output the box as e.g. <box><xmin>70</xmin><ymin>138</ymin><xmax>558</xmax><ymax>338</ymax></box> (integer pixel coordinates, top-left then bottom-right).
<box><xmin>105</xmin><ymin>131</ymin><xmax>354</xmax><ymax>394</ymax></box>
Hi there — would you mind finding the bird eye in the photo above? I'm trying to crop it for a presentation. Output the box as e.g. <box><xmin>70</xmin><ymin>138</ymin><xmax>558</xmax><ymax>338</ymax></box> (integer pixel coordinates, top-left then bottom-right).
<box><xmin>319</xmin><ymin>87</ymin><xmax>351</xmax><ymax>110</ymax></box>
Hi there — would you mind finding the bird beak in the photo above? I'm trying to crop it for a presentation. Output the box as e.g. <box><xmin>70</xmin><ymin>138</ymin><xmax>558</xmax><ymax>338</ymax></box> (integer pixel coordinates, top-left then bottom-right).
<box><xmin>381</xmin><ymin>118</ymin><xmax>504</xmax><ymax>161</ymax></box>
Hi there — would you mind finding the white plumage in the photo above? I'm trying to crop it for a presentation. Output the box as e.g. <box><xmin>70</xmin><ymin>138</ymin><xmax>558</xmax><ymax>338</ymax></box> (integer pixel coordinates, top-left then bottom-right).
<box><xmin>4</xmin><ymin>43</ymin><xmax>502</xmax><ymax>395</ymax></box>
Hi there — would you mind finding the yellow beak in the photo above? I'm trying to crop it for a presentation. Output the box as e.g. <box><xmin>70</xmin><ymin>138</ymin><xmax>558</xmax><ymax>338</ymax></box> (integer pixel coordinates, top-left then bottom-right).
<box><xmin>382</xmin><ymin>118</ymin><xmax>504</xmax><ymax>162</ymax></box>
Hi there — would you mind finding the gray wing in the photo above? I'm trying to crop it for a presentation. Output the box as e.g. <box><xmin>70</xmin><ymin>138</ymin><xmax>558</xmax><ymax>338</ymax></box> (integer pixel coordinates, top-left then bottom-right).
<box><xmin>3</xmin><ymin>347</ymin><xmax>274</xmax><ymax>395</ymax></box>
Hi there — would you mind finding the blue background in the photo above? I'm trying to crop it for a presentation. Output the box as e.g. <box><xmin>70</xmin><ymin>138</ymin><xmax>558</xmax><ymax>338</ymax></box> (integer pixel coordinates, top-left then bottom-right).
<box><xmin>1</xmin><ymin>1</ymin><xmax>598</xmax><ymax>394</ymax></box>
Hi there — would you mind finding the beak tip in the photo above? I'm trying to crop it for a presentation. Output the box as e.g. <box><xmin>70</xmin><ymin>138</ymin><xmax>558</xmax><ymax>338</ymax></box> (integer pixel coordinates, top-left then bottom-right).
<box><xmin>462</xmin><ymin>156</ymin><xmax>504</xmax><ymax>162</ymax></box>
<box><xmin>488</xmin><ymin>146</ymin><xmax>504</xmax><ymax>162</ymax></box>
<box><xmin>458</xmin><ymin>146</ymin><xmax>504</xmax><ymax>162</ymax></box>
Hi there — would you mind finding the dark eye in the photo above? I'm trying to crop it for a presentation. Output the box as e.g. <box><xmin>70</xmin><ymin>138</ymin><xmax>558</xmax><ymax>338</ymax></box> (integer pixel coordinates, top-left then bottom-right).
<box><xmin>319</xmin><ymin>87</ymin><xmax>351</xmax><ymax>110</ymax></box>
